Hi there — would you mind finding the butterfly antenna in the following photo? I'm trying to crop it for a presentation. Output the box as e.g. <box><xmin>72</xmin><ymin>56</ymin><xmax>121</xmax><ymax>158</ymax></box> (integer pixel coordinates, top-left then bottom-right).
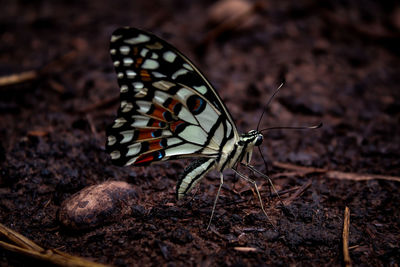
<box><xmin>260</xmin><ymin>122</ymin><xmax>322</xmax><ymax>133</ymax></box>
<box><xmin>256</xmin><ymin>83</ymin><xmax>284</xmax><ymax>131</ymax></box>
<box><xmin>256</xmin><ymin>146</ymin><xmax>284</xmax><ymax>205</ymax></box>
<box><xmin>258</xmin><ymin>146</ymin><xmax>269</xmax><ymax>176</ymax></box>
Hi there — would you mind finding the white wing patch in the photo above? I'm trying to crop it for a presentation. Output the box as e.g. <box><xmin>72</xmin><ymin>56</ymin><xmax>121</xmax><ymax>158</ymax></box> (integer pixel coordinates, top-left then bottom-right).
<box><xmin>194</xmin><ymin>85</ymin><xmax>207</xmax><ymax>95</ymax></box>
<box><xmin>166</xmin><ymin>138</ymin><xmax>182</xmax><ymax>146</ymax></box>
<box><xmin>152</xmin><ymin>72</ymin><xmax>167</xmax><ymax>78</ymax></box>
<box><xmin>126</xmin><ymin>70</ymin><xmax>137</xmax><ymax>78</ymax></box>
<box><xmin>172</xmin><ymin>69</ymin><xmax>189</xmax><ymax>80</ymax></box>
<box><xmin>195</xmin><ymin>103</ymin><xmax>219</xmax><ymax>132</ymax></box>
<box><xmin>153</xmin><ymin>80</ymin><xmax>175</xmax><ymax>91</ymax></box>
<box><xmin>131</xmin><ymin>116</ymin><xmax>150</xmax><ymax>127</ymax></box>
<box><xmin>140</xmin><ymin>48</ymin><xmax>149</xmax><ymax>57</ymax></box>
<box><xmin>120</xmin><ymin>85</ymin><xmax>128</xmax><ymax>93</ymax></box>
<box><xmin>136</xmin><ymin>101</ymin><xmax>152</xmax><ymax>113</ymax></box>
<box><xmin>142</xmin><ymin>59</ymin><xmax>159</xmax><ymax>70</ymax></box>
<box><xmin>123</xmin><ymin>58</ymin><xmax>134</xmax><ymax>66</ymax></box>
<box><xmin>113</xmin><ymin>118</ymin><xmax>127</xmax><ymax>128</ymax></box>
<box><xmin>163</xmin><ymin>51</ymin><xmax>177</xmax><ymax>63</ymax></box>
<box><xmin>127</xmin><ymin>142</ymin><xmax>141</xmax><ymax>156</ymax></box>
<box><xmin>176</xmin><ymin>87</ymin><xmax>193</xmax><ymax>102</ymax></box>
<box><xmin>120</xmin><ymin>130</ymin><xmax>134</xmax><ymax>144</ymax></box>
<box><xmin>212</xmin><ymin>123</ymin><xmax>224</xmax><ymax>146</ymax></box>
<box><xmin>121</xmin><ymin>101</ymin><xmax>133</xmax><ymax>113</ymax></box>
<box><xmin>119</xmin><ymin>46</ymin><xmax>130</xmax><ymax>55</ymax></box>
<box><xmin>107</xmin><ymin>135</ymin><xmax>117</xmax><ymax>146</ymax></box>
<box><xmin>110</xmin><ymin>150</ymin><xmax>121</xmax><ymax>159</ymax></box>
<box><xmin>177</xmin><ymin>106</ymin><xmax>197</xmax><ymax>125</ymax></box>
<box><xmin>164</xmin><ymin>143</ymin><xmax>202</xmax><ymax>157</ymax></box>
<box><xmin>124</xmin><ymin>34</ymin><xmax>150</xmax><ymax>45</ymax></box>
<box><xmin>111</xmin><ymin>35</ymin><xmax>122</xmax><ymax>42</ymax></box>
<box><xmin>133</xmin><ymin>82</ymin><xmax>144</xmax><ymax>89</ymax></box>
<box><xmin>154</xmin><ymin>90</ymin><xmax>170</xmax><ymax>105</ymax></box>
<box><xmin>178</xmin><ymin>125</ymin><xmax>208</xmax><ymax>145</ymax></box>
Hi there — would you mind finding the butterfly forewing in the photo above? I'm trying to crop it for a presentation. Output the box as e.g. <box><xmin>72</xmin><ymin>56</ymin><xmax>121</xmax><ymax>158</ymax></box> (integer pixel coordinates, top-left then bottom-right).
<box><xmin>106</xmin><ymin>27</ymin><xmax>238</xmax><ymax>167</ymax></box>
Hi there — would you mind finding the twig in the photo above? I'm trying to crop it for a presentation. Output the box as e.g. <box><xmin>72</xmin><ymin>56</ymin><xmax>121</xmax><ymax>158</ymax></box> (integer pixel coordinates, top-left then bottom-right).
<box><xmin>48</xmin><ymin>79</ymin><xmax>67</xmax><ymax>94</ymax></box>
<box><xmin>269</xmin><ymin>186</ymin><xmax>299</xmax><ymax>197</ymax></box>
<box><xmin>0</xmin><ymin>50</ymin><xmax>77</xmax><ymax>88</ymax></box>
<box><xmin>234</xmin><ymin>247</ymin><xmax>259</xmax><ymax>252</ymax></box>
<box><xmin>86</xmin><ymin>114</ymin><xmax>98</xmax><ymax>135</ymax></box>
<box><xmin>282</xmin><ymin>180</ymin><xmax>312</xmax><ymax>206</ymax></box>
<box><xmin>0</xmin><ymin>71</ymin><xmax>38</xmax><ymax>87</ymax></box>
<box><xmin>209</xmin><ymin>226</ymin><xmax>229</xmax><ymax>241</ymax></box>
<box><xmin>325</xmin><ymin>171</ymin><xmax>400</xmax><ymax>182</ymax></box>
<box><xmin>273</xmin><ymin>162</ymin><xmax>400</xmax><ymax>183</ymax></box>
<box><xmin>273</xmin><ymin>162</ymin><xmax>325</xmax><ymax>175</ymax></box>
<box><xmin>27</xmin><ymin>130</ymin><xmax>50</xmax><ymax>137</ymax></box>
<box><xmin>270</xmin><ymin>171</ymin><xmax>304</xmax><ymax>179</ymax></box>
<box><xmin>0</xmin><ymin>223</ymin><xmax>43</xmax><ymax>252</ymax></box>
<box><xmin>342</xmin><ymin>207</ymin><xmax>352</xmax><ymax>267</ymax></box>
<box><xmin>0</xmin><ymin>223</ymin><xmax>109</xmax><ymax>267</ymax></box>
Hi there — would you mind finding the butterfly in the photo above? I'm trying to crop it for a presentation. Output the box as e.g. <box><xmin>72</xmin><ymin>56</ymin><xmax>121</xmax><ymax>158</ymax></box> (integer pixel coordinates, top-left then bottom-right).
<box><xmin>106</xmin><ymin>27</ymin><xmax>275</xmax><ymax>228</ymax></box>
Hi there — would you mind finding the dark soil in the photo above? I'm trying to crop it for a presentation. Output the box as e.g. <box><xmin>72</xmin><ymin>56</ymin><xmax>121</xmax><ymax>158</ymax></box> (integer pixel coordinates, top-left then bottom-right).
<box><xmin>1</xmin><ymin>0</ymin><xmax>399</xmax><ymax>266</ymax></box>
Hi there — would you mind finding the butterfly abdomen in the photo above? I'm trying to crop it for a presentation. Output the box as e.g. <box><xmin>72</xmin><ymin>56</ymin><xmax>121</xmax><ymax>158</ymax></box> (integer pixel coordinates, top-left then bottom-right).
<box><xmin>176</xmin><ymin>158</ymin><xmax>216</xmax><ymax>200</ymax></box>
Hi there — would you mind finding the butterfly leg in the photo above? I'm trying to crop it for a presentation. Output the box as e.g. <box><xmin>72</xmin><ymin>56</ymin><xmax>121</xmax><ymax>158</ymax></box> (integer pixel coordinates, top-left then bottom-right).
<box><xmin>243</xmin><ymin>163</ymin><xmax>293</xmax><ymax>217</ymax></box>
<box><xmin>232</xmin><ymin>168</ymin><xmax>276</xmax><ymax>229</ymax></box>
<box><xmin>207</xmin><ymin>172</ymin><xmax>224</xmax><ymax>230</ymax></box>
<box><xmin>242</xmin><ymin>163</ymin><xmax>283</xmax><ymax>203</ymax></box>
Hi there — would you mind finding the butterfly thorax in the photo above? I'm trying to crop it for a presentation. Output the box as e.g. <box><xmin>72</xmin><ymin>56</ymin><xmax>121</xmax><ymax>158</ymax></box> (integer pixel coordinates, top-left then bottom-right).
<box><xmin>216</xmin><ymin>130</ymin><xmax>263</xmax><ymax>171</ymax></box>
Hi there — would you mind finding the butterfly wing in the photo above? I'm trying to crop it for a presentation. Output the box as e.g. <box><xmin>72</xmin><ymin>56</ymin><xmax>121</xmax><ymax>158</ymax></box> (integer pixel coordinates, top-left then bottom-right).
<box><xmin>106</xmin><ymin>27</ymin><xmax>239</xmax><ymax>167</ymax></box>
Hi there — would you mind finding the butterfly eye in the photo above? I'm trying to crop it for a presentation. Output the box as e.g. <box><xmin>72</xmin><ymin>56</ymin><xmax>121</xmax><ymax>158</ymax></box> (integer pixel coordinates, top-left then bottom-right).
<box><xmin>255</xmin><ymin>135</ymin><xmax>263</xmax><ymax>146</ymax></box>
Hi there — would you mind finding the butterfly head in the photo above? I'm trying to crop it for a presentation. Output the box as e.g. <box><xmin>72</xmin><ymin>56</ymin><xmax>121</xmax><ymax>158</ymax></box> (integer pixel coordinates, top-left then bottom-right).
<box><xmin>254</xmin><ymin>133</ymin><xmax>264</xmax><ymax>146</ymax></box>
<box><xmin>236</xmin><ymin>130</ymin><xmax>263</xmax><ymax>165</ymax></box>
<box><xmin>239</xmin><ymin>130</ymin><xmax>263</xmax><ymax>147</ymax></box>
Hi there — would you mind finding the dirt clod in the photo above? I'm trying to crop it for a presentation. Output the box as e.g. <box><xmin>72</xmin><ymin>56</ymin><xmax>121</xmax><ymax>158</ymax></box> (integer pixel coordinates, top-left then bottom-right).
<box><xmin>59</xmin><ymin>181</ymin><xmax>138</xmax><ymax>230</ymax></box>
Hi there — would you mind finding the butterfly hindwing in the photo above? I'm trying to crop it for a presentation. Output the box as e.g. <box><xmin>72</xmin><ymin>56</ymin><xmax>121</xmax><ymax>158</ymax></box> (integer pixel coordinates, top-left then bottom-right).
<box><xmin>106</xmin><ymin>27</ymin><xmax>238</xmax><ymax>166</ymax></box>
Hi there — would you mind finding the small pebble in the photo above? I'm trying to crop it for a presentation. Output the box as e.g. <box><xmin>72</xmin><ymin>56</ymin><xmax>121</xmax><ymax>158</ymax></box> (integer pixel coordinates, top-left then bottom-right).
<box><xmin>208</xmin><ymin>0</ymin><xmax>253</xmax><ymax>24</ymax></box>
<box><xmin>208</xmin><ymin>0</ymin><xmax>258</xmax><ymax>30</ymax></box>
<box><xmin>59</xmin><ymin>181</ymin><xmax>138</xmax><ymax>230</ymax></box>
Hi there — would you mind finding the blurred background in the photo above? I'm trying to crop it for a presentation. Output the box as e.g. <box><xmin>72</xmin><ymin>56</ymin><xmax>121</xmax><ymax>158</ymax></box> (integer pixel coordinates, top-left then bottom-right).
<box><xmin>0</xmin><ymin>0</ymin><xmax>399</xmax><ymax>266</ymax></box>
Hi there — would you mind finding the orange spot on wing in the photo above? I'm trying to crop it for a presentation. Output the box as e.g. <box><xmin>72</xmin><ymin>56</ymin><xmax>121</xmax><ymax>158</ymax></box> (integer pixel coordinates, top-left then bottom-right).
<box><xmin>193</xmin><ymin>98</ymin><xmax>201</xmax><ymax>110</ymax></box>
<box><xmin>152</xmin><ymin>108</ymin><xmax>164</xmax><ymax>120</ymax></box>
<box><xmin>136</xmin><ymin>57</ymin><xmax>143</xmax><ymax>67</ymax></box>
<box><xmin>140</xmin><ymin>69</ymin><xmax>151</xmax><ymax>81</ymax></box>
<box><xmin>149</xmin><ymin>119</ymin><xmax>164</xmax><ymax>128</ymax></box>
<box><xmin>170</xmin><ymin>120</ymin><xmax>185</xmax><ymax>132</ymax></box>
<box><xmin>148</xmin><ymin>105</ymin><xmax>167</xmax><ymax>121</ymax></box>
<box><xmin>148</xmin><ymin>139</ymin><xmax>163</xmax><ymax>151</ymax></box>
<box><xmin>137</xmin><ymin>130</ymin><xmax>153</xmax><ymax>140</ymax></box>
<box><xmin>135</xmin><ymin>154</ymin><xmax>154</xmax><ymax>165</ymax></box>
<box><xmin>134</xmin><ymin>151</ymin><xmax>163</xmax><ymax>165</ymax></box>
<box><xmin>167</xmin><ymin>99</ymin><xmax>180</xmax><ymax>112</ymax></box>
